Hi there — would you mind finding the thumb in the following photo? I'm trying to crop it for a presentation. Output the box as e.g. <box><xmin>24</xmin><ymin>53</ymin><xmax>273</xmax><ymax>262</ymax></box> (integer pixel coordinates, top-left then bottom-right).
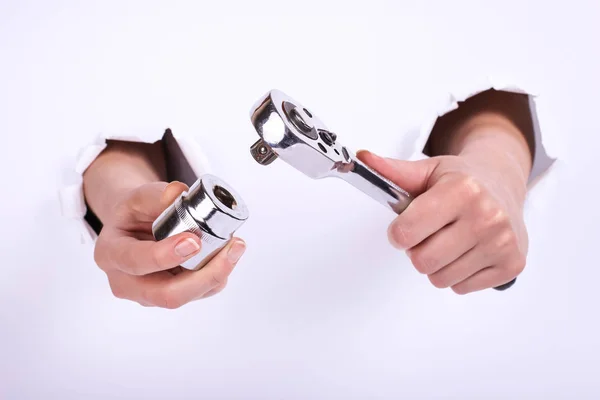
<box><xmin>127</xmin><ymin>181</ymin><xmax>190</xmax><ymax>220</ymax></box>
<box><xmin>160</xmin><ymin>181</ymin><xmax>190</xmax><ymax>208</ymax></box>
<box><xmin>356</xmin><ymin>150</ymin><xmax>439</xmax><ymax>195</ymax></box>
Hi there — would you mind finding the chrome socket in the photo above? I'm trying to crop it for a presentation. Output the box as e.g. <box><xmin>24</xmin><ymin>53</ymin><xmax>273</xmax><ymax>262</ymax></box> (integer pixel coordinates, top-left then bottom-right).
<box><xmin>152</xmin><ymin>174</ymin><xmax>249</xmax><ymax>271</ymax></box>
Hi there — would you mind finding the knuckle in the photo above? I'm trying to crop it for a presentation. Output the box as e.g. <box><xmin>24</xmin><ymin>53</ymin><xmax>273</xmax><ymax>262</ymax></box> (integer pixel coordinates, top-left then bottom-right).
<box><xmin>93</xmin><ymin>236</ymin><xmax>114</xmax><ymax>271</ymax></box>
<box><xmin>473</xmin><ymin>204</ymin><xmax>508</xmax><ymax>237</ymax></box>
<box><xmin>164</xmin><ymin>299</ymin><xmax>183</xmax><ymax>310</ymax></box>
<box><xmin>458</xmin><ymin>175</ymin><xmax>483</xmax><ymax>201</ymax></box>
<box><xmin>428</xmin><ymin>274</ymin><xmax>449</xmax><ymax>289</ymax></box>
<box><xmin>494</xmin><ymin>230</ymin><xmax>517</xmax><ymax>251</ymax></box>
<box><xmin>204</xmin><ymin>282</ymin><xmax>228</xmax><ymax>299</ymax></box>
<box><xmin>410</xmin><ymin>249</ymin><xmax>436</xmax><ymax>275</ymax></box>
<box><xmin>150</xmin><ymin>247</ymin><xmax>164</xmax><ymax>272</ymax></box>
<box><xmin>219</xmin><ymin>278</ymin><xmax>229</xmax><ymax>289</ymax></box>
<box><xmin>109</xmin><ymin>283</ymin><xmax>126</xmax><ymax>300</ymax></box>
<box><xmin>510</xmin><ymin>256</ymin><xmax>527</xmax><ymax>277</ymax></box>
<box><xmin>484</xmin><ymin>207</ymin><xmax>509</xmax><ymax>228</ymax></box>
<box><xmin>163</xmin><ymin>294</ymin><xmax>184</xmax><ymax>310</ymax></box>
<box><xmin>451</xmin><ymin>285</ymin><xmax>469</xmax><ymax>295</ymax></box>
<box><xmin>477</xmin><ymin>198</ymin><xmax>497</xmax><ymax>220</ymax></box>
<box><xmin>93</xmin><ymin>241</ymin><xmax>105</xmax><ymax>269</ymax></box>
<box><xmin>210</xmin><ymin>270</ymin><xmax>227</xmax><ymax>287</ymax></box>
<box><xmin>389</xmin><ymin>222</ymin><xmax>412</xmax><ymax>248</ymax></box>
<box><xmin>155</xmin><ymin>285</ymin><xmax>184</xmax><ymax>309</ymax></box>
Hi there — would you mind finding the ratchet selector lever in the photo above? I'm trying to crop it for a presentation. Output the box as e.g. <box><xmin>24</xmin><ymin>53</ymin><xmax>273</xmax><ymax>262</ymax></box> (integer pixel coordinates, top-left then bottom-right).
<box><xmin>248</xmin><ymin>89</ymin><xmax>413</xmax><ymax>214</ymax></box>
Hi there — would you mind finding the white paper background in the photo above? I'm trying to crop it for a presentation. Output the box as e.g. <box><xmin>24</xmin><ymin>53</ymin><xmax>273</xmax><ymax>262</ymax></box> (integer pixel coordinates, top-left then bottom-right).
<box><xmin>0</xmin><ymin>1</ymin><xmax>598</xmax><ymax>399</ymax></box>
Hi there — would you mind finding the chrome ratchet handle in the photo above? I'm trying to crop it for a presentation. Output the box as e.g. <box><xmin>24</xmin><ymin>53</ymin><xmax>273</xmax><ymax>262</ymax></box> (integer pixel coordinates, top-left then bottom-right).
<box><xmin>331</xmin><ymin>148</ymin><xmax>413</xmax><ymax>214</ymax></box>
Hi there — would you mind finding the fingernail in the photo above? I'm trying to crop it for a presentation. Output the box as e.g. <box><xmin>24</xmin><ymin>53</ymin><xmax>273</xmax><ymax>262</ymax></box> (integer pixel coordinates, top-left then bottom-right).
<box><xmin>162</xmin><ymin>181</ymin><xmax>177</xmax><ymax>196</ymax></box>
<box><xmin>227</xmin><ymin>240</ymin><xmax>246</xmax><ymax>263</ymax></box>
<box><xmin>161</xmin><ymin>181</ymin><xmax>188</xmax><ymax>204</ymax></box>
<box><xmin>356</xmin><ymin>149</ymin><xmax>371</xmax><ymax>158</ymax></box>
<box><xmin>175</xmin><ymin>238</ymin><xmax>200</xmax><ymax>257</ymax></box>
<box><xmin>359</xmin><ymin>150</ymin><xmax>386</xmax><ymax>162</ymax></box>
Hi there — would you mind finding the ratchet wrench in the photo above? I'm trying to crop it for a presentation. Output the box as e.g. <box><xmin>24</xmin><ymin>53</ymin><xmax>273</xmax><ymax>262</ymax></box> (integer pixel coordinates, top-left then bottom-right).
<box><xmin>248</xmin><ymin>89</ymin><xmax>516</xmax><ymax>291</ymax></box>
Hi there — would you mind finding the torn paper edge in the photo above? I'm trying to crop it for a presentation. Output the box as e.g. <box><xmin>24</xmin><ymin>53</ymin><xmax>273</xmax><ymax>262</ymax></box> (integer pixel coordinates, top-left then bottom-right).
<box><xmin>58</xmin><ymin>129</ymin><xmax>210</xmax><ymax>244</ymax></box>
<box><xmin>407</xmin><ymin>75</ymin><xmax>557</xmax><ymax>190</ymax></box>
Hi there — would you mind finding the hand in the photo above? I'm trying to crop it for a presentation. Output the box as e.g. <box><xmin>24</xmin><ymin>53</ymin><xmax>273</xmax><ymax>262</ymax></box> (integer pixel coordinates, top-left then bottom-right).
<box><xmin>358</xmin><ymin>149</ymin><xmax>529</xmax><ymax>294</ymax></box>
<box><xmin>93</xmin><ymin>181</ymin><xmax>247</xmax><ymax>308</ymax></box>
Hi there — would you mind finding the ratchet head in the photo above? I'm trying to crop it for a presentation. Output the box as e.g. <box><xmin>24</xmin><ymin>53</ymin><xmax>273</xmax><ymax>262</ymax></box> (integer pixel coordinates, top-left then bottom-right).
<box><xmin>249</xmin><ymin>89</ymin><xmax>349</xmax><ymax>179</ymax></box>
<box><xmin>249</xmin><ymin>89</ymin><xmax>413</xmax><ymax>214</ymax></box>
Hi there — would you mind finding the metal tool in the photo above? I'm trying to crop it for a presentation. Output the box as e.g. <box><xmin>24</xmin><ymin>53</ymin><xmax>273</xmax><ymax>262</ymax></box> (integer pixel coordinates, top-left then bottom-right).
<box><xmin>248</xmin><ymin>89</ymin><xmax>516</xmax><ymax>291</ymax></box>
<box><xmin>152</xmin><ymin>174</ymin><xmax>249</xmax><ymax>271</ymax></box>
<box><xmin>249</xmin><ymin>89</ymin><xmax>413</xmax><ymax>214</ymax></box>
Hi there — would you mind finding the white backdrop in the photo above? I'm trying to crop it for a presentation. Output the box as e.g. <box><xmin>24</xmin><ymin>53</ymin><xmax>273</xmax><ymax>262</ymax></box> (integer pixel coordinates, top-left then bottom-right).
<box><xmin>1</xmin><ymin>1</ymin><xmax>598</xmax><ymax>399</ymax></box>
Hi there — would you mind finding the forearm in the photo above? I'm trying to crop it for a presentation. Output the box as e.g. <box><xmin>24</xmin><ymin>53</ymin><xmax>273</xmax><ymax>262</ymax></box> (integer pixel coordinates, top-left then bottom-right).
<box><xmin>83</xmin><ymin>140</ymin><xmax>167</xmax><ymax>222</ymax></box>
<box><xmin>450</xmin><ymin>112</ymin><xmax>532</xmax><ymax>198</ymax></box>
<box><xmin>426</xmin><ymin>93</ymin><xmax>534</xmax><ymax>204</ymax></box>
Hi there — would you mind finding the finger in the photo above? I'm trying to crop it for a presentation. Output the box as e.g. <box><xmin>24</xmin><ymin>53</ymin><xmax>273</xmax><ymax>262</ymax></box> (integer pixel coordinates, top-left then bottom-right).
<box><xmin>106</xmin><ymin>238</ymin><xmax>245</xmax><ymax>308</ymax></box>
<box><xmin>387</xmin><ymin>178</ymin><xmax>462</xmax><ymax>250</ymax></box>
<box><xmin>199</xmin><ymin>282</ymin><xmax>227</xmax><ymax>299</ymax></box>
<box><xmin>96</xmin><ymin>230</ymin><xmax>202</xmax><ymax>275</ymax></box>
<box><xmin>427</xmin><ymin>247</ymin><xmax>488</xmax><ymax>289</ymax></box>
<box><xmin>450</xmin><ymin>264</ymin><xmax>520</xmax><ymax>295</ymax></box>
<box><xmin>159</xmin><ymin>238</ymin><xmax>246</xmax><ymax>307</ymax></box>
<box><xmin>406</xmin><ymin>220</ymin><xmax>477</xmax><ymax>275</ymax></box>
<box><xmin>106</xmin><ymin>267</ymin><xmax>210</xmax><ymax>308</ymax></box>
<box><xmin>356</xmin><ymin>150</ymin><xmax>440</xmax><ymax>195</ymax></box>
<box><xmin>104</xmin><ymin>268</ymin><xmax>164</xmax><ymax>304</ymax></box>
<box><xmin>126</xmin><ymin>181</ymin><xmax>189</xmax><ymax>222</ymax></box>
<box><xmin>160</xmin><ymin>181</ymin><xmax>190</xmax><ymax>208</ymax></box>
<box><xmin>106</xmin><ymin>268</ymin><xmax>181</xmax><ymax>308</ymax></box>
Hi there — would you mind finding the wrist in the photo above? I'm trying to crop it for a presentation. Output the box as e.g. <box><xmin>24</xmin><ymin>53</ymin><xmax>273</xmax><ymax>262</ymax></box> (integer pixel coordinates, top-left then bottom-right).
<box><xmin>458</xmin><ymin>112</ymin><xmax>530</xmax><ymax>168</ymax></box>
